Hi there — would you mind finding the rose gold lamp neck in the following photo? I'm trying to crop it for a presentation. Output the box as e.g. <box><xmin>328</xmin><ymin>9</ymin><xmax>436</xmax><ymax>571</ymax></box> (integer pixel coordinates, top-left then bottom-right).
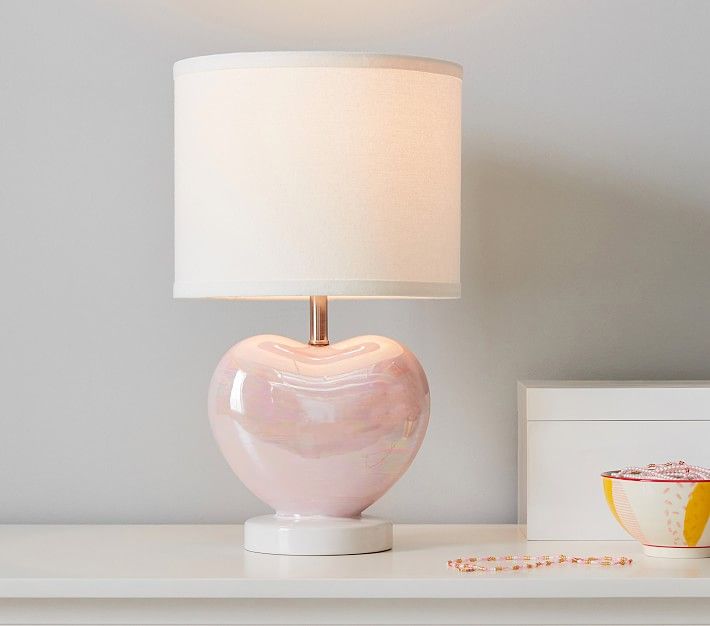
<box><xmin>309</xmin><ymin>295</ymin><xmax>329</xmax><ymax>346</ymax></box>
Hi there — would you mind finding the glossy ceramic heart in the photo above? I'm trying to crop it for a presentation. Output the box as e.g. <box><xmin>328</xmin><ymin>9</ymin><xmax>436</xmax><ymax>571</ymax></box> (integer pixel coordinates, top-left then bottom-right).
<box><xmin>208</xmin><ymin>335</ymin><xmax>430</xmax><ymax>517</ymax></box>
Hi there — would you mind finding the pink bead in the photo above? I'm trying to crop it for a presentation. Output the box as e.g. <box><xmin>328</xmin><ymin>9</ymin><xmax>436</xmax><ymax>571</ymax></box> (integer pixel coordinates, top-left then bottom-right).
<box><xmin>208</xmin><ymin>334</ymin><xmax>430</xmax><ymax>518</ymax></box>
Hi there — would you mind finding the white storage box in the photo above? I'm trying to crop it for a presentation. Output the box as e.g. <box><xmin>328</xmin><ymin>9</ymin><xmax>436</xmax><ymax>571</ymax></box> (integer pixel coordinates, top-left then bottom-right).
<box><xmin>518</xmin><ymin>381</ymin><xmax>710</xmax><ymax>540</ymax></box>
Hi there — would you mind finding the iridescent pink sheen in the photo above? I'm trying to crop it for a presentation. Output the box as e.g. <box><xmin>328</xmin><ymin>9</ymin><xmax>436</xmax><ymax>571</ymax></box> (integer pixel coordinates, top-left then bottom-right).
<box><xmin>208</xmin><ymin>335</ymin><xmax>430</xmax><ymax>518</ymax></box>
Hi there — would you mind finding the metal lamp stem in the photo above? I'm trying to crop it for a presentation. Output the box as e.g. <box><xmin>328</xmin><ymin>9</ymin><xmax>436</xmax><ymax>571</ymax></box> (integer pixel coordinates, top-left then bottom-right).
<box><xmin>309</xmin><ymin>296</ymin><xmax>329</xmax><ymax>346</ymax></box>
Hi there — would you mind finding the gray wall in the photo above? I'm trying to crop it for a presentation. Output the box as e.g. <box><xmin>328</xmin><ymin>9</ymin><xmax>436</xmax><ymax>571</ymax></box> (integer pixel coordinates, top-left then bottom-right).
<box><xmin>1</xmin><ymin>0</ymin><xmax>709</xmax><ymax>523</ymax></box>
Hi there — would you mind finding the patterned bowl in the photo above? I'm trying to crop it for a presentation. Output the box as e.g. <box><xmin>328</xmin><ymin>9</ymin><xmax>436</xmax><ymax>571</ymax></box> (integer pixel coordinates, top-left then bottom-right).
<box><xmin>602</xmin><ymin>471</ymin><xmax>710</xmax><ymax>557</ymax></box>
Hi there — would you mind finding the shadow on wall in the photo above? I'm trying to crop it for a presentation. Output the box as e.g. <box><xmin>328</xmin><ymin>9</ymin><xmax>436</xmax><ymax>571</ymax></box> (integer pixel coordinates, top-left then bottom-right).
<box><xmin>328</xmin><ymin>147</ymin><xmax>710</xmax><ymax>524</ymax></box>
<box><xmin>462</xmin><ymin>152</ymin><xmax>710</xmax><ymax>382</ymax></box>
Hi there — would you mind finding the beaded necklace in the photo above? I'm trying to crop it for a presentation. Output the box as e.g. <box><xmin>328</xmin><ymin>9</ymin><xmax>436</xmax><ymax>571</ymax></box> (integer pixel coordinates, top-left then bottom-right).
<box><xmin>611</xmin><ymin>460</ymin><xmax>710</xmax><ymax>481</ymax></box>
<box><xmin>448</xmin><ymin>554</ymin><xmax>632</xmax><ymax>573</ymax></box>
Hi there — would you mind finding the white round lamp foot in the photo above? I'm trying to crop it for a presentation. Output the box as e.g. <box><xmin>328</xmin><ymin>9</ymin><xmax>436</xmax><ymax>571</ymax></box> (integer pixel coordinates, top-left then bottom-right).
<box><xmin>244</xmin><ymin>515</ymin><xmax>393</xmax><ymax>555</ymax></box>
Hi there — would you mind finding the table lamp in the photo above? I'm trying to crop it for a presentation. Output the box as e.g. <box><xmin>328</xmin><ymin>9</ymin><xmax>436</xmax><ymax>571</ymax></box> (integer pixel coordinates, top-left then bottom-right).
<box><xmin>174</xmin><ymin>52</ymin><xmax>461</xmax><ymax>555</ymax></box>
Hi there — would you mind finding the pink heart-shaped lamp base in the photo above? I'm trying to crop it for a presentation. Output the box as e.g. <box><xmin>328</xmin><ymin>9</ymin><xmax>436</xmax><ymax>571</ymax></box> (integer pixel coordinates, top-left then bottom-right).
<box><xmin>208</xmin><ymin>335</ymin><xmax>430</xmax><ymax>517</ymax></box>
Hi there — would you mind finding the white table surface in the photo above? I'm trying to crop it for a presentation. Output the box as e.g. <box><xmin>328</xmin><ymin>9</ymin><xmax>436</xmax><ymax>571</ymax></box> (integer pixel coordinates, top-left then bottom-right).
<box><xmin>2</xmin><ymin>524</ymin><xmax>710</xmax><ymax>625</ymax></box>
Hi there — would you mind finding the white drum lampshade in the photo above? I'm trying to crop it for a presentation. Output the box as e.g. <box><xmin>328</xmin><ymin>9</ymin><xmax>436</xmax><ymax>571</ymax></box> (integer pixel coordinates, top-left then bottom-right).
<box><xmin>174</xmin><ymin>51</ymin><xmax>461</xmax><ymax>299</ymax></box>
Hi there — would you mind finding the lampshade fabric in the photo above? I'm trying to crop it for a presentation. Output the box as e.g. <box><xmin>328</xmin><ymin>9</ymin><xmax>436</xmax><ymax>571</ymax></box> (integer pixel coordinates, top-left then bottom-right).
<box><xmin>174</xmin><ymin>52</ymin><xmax>462</xmax><ymax>299</ymax></box>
